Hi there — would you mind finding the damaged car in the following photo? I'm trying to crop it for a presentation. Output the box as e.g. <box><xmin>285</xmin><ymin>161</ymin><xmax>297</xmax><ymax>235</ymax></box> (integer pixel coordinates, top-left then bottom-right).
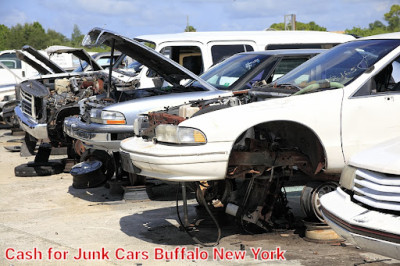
<box><xmin>65</xmin><ymin>34</ymin><xmax>325</xmax><ymax>184</ymax></box>
<box><xmin>321</xmin><ymin>138</ymin><xmax>400</xmax><ymax>260</ymax></box>
<box><xmin>120</xmin><ymin>32</ymin><xmax>400</xmax><ymax>233</ymax></box>
<box><xmin>2</xmin><ymin>45</ymin><xmax>112</xmax><ymax>127</ymax></box>
<box><xmin>13</xmin><ymin>43</ymin><xmax>141</xmax><ymax>175</ymax></box>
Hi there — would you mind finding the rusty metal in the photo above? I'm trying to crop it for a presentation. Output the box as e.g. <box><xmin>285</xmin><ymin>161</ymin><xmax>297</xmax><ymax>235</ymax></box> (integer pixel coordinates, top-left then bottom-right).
<box><xmin>143</xmin><ymin>112</ymin><xmax>186</xmax><ymax>137</ymax></box>
<box><xmin>229</xmin><ymin>150</ymin><xmax>309</xmax><ymax>167</ymax></box>
<box><xmin>73</xmin><ymin>139</ymin><xmax>86</xmax><ymax>156</ymax></box>
<box><xmin>232</xmin><ymin>89</ymin><xmax>249</xmax><ymax>95</ymax></box>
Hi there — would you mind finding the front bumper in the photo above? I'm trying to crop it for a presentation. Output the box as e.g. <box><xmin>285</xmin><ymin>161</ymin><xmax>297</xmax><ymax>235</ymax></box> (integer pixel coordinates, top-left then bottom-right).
<box><xmin>119</xmin><ymin>136</ymin><xmax>232</xmax><ymax>182</ymax></box>
<box><xmin>63</xmin><ymin>116</ymin><xmax>133</xmax><ymax>151</ymax></box>
<box><xmin>320</xmin><ymin>188</ymin><xmax>400</xmax><ymax>260</ymax></box>
<box><xmin>15</xmin><ymin>105</ymin><xmax>48</xmax><ymax>140</ymax></box>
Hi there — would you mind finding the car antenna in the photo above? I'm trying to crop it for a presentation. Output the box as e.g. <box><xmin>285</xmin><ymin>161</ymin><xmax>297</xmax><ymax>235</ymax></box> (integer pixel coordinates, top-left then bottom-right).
<box><xmin>107</xmin><ymin>39</ymin><xmax>115</xmax><ymax>98</ymax></box>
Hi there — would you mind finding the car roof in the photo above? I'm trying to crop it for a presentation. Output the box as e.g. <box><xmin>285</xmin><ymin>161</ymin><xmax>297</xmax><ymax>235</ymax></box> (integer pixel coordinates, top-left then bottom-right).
<box><xmin>135</xmin><ymin>31</ymin><xmax>355</xmax><ymax>46</ymax></box>
<box><xmin>360</xmin><ymin>32</ymin><xmax>400</xmax><ymax>40</ymax></box>
<box><xmin>237</xmin><ymin>48</ymin><xmax>327</xmax><ymax>56</ymax></box>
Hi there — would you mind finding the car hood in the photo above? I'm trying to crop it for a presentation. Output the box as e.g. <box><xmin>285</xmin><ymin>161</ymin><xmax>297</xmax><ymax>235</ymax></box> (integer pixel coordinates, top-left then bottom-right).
<box><xmin>16</xmin><ymin>50</ymin><xmax>52</xmax><ymax>75</ymax></box>
<box><xmin>104</xmin><ymin>90</ymin><xmax>232</xmax><ymax>124</ymax></box>
<box><xmin>46</xmin><ymin>46</ymin><xmax>103</xmax><ymax>71</ymax></box>
<box><xmin>180</xmin><ymin>88</ymin><xmax>344</xmax><ymax>142</ymax></box>
<box><xmin>82</xmin><ymin>27</ymin><xmax>215</xmax><ymax>90</ymax></box>
<box><xmin>22</xmin><ymin>45</ymin><xmax>66</xmax><ymax>74</ymax></box>
<box><xmin>349</xmin><ymin>138</ymin><xmax>400</xmax><ymax>175</ymax></box>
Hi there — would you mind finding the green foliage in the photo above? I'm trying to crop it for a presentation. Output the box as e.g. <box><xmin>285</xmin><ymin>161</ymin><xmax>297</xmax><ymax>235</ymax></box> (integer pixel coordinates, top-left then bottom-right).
<box><xmin>46</xmin><ymin>29</ymin><xmax>69</xmax><ymax>46</ymax></box>
<box><xmin>71</xmin><ymin>24</ymin><xmax>84</xmax><ymax>47</ymax></box>
<box><xmin>269</xmin><ymin>21</ymin><xmax>326</xmax><ymax>31</ymax></box>
<box><xmin>384</xmin><ymin>4</ymin><xmax>400</xmax><ymax>31</ymax></box>
<box><xmin>0</xmin><ymin>24</ymin><xmax>10</xmax><ymax>50</ymax></box>
<box><xmin>184</xmin><ymin>25</ymin><xmax>196</xmax><ymax>32</ymax></box>
<box><xmin>0</xmin><ymin>22</ymin><xmax>109</xmax><ymax>52</ymax></box>
<box><xmin>346</xmin><ymin>4</ymin><xmax>399</xmax><ymax>36</ymax></box>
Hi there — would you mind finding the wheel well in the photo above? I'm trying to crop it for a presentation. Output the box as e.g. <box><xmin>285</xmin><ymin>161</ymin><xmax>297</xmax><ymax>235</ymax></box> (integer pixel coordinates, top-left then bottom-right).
<box><xmin>48</xmin><ymin>106</ymin><xmax>80</xmax><ymax>146</ymax></box>
<box><xmin>229</xmin><ymin>120</ymin><xmax>326</xmax><ymax>176</ymax></box>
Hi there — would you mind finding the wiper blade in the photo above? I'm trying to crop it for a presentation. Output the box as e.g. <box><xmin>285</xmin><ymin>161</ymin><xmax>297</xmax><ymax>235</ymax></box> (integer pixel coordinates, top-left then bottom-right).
<box><xmin>293</xmin><ymin>81</ymin><xmax>344</xmax><ymax>96</ymax></box>
<box><xmin>275</xmin><ymin>83</ymin><xmax>302</xmax><ymax>91</ymax></box>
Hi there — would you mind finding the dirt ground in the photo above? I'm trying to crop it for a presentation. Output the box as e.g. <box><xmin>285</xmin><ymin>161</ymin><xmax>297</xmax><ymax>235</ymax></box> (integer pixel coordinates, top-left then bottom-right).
<box><xmin>0</xmin><ymin>127</ymin><xmax>399</xmax><ymax>266</ymax></box>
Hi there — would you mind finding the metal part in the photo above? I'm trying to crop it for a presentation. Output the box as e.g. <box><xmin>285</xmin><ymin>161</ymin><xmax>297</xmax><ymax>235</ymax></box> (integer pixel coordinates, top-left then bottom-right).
<box><xmin>181</xmin><ymin>183</ymin><xmax>190</xmax><ymax>227</ymax></box>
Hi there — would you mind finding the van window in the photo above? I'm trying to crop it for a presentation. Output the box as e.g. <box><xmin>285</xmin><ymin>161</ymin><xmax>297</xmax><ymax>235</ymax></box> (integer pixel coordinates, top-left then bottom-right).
<box><xmin>271</xmin><ymin>57</ymin><xmax>310</xmax><ymax>81</ymax></box>
<box><xmin>266</xmin><ymin>43</ymin><xmax>338</xmax><ymax>50</ymax></box>
<box><xmin>0</xmin><ymin>52</ymin><xmax>22</xmax><ymax>69</ymax></box>
<box><xmin>159</xmin><ymin>46</ymin><xmax>203</xmax><ymax>75</ymax></box>
<box><xmin>211</xmin><ymin>44</ymin><xmax>254</xmax><ymax>65</ymax></box>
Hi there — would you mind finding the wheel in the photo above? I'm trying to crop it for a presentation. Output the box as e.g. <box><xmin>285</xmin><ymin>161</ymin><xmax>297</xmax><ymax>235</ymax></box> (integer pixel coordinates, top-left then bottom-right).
<box><xmin>311</xmin><ymin>182</ymin><xmax>339</xmax><ymax>222</ymax></box>
<box><xmin>128</xmin><ymin>173</ymin><xmax>146</xmax><ymax>186</ymax></box>
<box><xmin>301</xmin><ymin>181</ymin><xmax>338</xmax><ymax>222</ymax></box>
<box><xmin>15</xmin><ymin>161</ymin><xmax>64</xmax><ymax>177</ymax></box>
<box><xmin>70</xmin><ymin>160</ymin><xmax>106</xmax><ymax>189</ymax></box>
<box><xmin>80</xmin><ymin>149</ymin><xmax>115</xmax><ymax>180</ymax></box>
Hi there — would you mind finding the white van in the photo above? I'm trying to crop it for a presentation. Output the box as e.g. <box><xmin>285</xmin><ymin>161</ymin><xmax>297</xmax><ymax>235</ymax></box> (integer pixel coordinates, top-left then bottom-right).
<box><xmin>133</xmin><ymin>31</ymin><xmax>355</xmax><ymax>87</ymax></box>
<box><xmin>0</xmin><ymin>50</ymin><xmax>42</xmax><ymax>103</ymax></box>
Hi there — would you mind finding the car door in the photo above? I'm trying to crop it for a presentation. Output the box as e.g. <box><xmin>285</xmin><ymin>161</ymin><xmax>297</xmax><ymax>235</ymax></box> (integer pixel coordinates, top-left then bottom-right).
<box><xmin>341</xmin><ymin>55</ymin><xmax>400</xmax><ymax>162</ymax></box>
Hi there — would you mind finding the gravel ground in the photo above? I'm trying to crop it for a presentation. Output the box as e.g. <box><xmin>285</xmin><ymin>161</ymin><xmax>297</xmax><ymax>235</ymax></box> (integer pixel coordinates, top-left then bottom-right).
<box><xmin>0</xmin><ymin>127</ymin><xmax>399</xmax><ymax>266</ymax></box>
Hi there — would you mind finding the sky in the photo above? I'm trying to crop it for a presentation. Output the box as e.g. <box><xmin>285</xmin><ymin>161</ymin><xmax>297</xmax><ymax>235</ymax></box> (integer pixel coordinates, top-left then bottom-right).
<box><xmin>1</xmin><ymin>0</ymin><xmax>399</xmax><ymax>39</ymax></box>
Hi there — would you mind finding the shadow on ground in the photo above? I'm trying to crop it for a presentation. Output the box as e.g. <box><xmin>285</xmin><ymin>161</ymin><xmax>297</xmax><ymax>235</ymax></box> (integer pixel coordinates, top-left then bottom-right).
<box><xmin>68</xmin><ymin>184</ymin><xmax>124</xmax><ymax>202</ymax></box>
<box><xmin>119</xmin><ymin>203</ymin><xmax>241</xmax><ymax>246</ymax></box>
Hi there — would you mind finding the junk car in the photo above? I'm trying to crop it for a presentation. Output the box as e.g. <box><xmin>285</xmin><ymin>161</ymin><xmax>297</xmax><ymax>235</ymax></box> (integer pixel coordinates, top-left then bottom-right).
<box><xmin>321</xmin><ymin>138</ymin><xmax>400</xmax><ymax>260</ymax></box>
<box><xmin>120</xmin><ymin>32</ymin><xmax>400</xmax><ymax>229</ymax></box>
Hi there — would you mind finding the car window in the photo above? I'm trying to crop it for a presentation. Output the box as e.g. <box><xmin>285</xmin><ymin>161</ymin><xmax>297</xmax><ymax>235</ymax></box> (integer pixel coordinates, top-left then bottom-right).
<box><xmin>354</xmin><ymin>56</ymin><xmax>400</xmax><ymax>96</ymax></box>
<box><xmin>211</xmin><ymin>44</ymin><xmax>254</xmax><ymax>65</ymax></box>
<box><xmin>0</xmin><ymin>53</ymin><xmax>21</xmax><ymax>69</ymax></box>
<box><xmin>270</xmin><ymin>57</ymin><xmax>310</xmax><ymax>81</ymax></box>
<box><xmin>276</xmin><ymin>39</ymin><xmax>400</xmax><ymax>93</ymax></box>
<box><xmin>193</xmin><ymin>53</ymin><xmax>270</xmax><ymax>90</ymax></box>
<box><xmin>159</xmin><ymin>46</ymin><xmax>203</xmax><ymax>75</ymax></box>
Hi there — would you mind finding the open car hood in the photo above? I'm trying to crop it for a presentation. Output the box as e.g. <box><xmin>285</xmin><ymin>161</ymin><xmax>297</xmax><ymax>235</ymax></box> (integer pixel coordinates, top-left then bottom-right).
<box><xmin>82</xmin><ymin>27</ymin><xmax>212</xmax><ymax>88</ymax></box>
<box><xmin>22</xmin><ymin>45</ymin><xmax>66</xmax><ymax>74</ymax></box>
<box><xmin>46</xmin><ymin>46</ymin><xmax>103</xmax><ymax>71</ymax></box>
<box><xmin>16</xmin><ymin>50</ymin><xmax>53</xmax><ymax>75</ymax></box>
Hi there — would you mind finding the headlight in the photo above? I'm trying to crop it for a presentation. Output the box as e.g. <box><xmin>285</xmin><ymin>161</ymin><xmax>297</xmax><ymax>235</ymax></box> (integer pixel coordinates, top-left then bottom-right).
<box><xmin>101</xmin><ymin>110</ymin><xmax>126</xmax><ymax>125</ymax></box>
<box><xmin>155</xmin><ymin>125</ymin><xmax>206</xmax><ymax>144</ymax></box>
<box><xmin>340</xmin><ymin>165</ymin><xmax>356</xmax><ymax>190</ymax></box>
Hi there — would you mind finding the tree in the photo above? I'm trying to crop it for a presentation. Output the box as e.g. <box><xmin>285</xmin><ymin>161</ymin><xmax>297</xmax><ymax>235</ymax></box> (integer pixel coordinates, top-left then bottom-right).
<box><xmin>71</xmin><ymin>24</ymin><xmax>84</xmax><ymax>47</ymax></box>
<box><xmin>184</xmin><ymin>25</ymin><xmax>196</xmax><ymax>32</ymax></box>
<box><xmin>269</xmin><ymin>21</ymin><xmax>326</xmax><ymax>31</ymax></box>
<box><xmin>25</xmin><ymin>22</ymin><xmax>48</xmax><ymax>49</ymax></box>
<box><xmin>46</xmin><ymin>29</ymin><xmax>69</xmax><ymax>46</ymax></box>
<box><xmin>384</xmin><ymin>4</ymin><xmax>400</xmax><ymax>31</ymax></box>
<box><xmin>346</xmin><ymin>4</ymin><xmax>400</xmax><ymax>37</ymax></box>
<box><xmin>0</xmin><ymin>24</ymin><xmax>10</xmax><ymax>50</ymax></box>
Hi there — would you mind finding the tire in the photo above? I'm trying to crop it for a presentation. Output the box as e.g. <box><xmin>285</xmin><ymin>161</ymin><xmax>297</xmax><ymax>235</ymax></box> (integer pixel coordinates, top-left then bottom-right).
<box><xmin>71</xmin><ymin>161</ymin><xmax>106</xmax><ymax>189</ymax></box>
<box><xmin>311</xmin><ymin>182</ymin><xmax>339</xmax><ymax>222</ymax></box>
<box><xmin>15</xmin><ymin>161</ymin><xmax>64</xmax><ymax>177</ymax></box>
<box><xmin>300</xmin><ymin>181</ymin><xmax>321</xmax><ymax>220</ymax></box>
<box><xmin>192</xmin><ymin>105</ymin><xmax>229</xmax><ymax>117</ymax></box>
<box><xmin>128</xmin><ymin>173</ymin><xmax>146</xmax><ymax>186</ymax></box>
<box><xmin>301</xmin><ymin>181</ymin><xmax>338</xmax><ymax>222</ymax></box>
<box><xmin>80</xmin><ymin>149</ymin><xmax>115</xmax><ymax>180</ymax></box>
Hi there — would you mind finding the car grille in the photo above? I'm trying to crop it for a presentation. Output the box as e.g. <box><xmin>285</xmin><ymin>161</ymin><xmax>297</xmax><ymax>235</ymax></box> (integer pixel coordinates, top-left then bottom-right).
<box><xmin>20</xmin><ymin>89</ymin><xmax>36</xmax><ymax>119</ymax></box>
<box><xmin>353</xmin><ymin>168</ymin><xmax>400</xmax><ymax>212</ymax></box>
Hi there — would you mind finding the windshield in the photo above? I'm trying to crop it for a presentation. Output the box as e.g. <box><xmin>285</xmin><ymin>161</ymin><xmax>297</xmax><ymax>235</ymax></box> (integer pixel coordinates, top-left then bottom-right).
<box><xmin>191</xmin><ymin>53</ymin><xmax>271</xmax><ymax>90</ymax></box>
<box><xmin>275</xmin><ymin>39</ymin><xmax>400</xmax><ymax>94</ymax></box>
